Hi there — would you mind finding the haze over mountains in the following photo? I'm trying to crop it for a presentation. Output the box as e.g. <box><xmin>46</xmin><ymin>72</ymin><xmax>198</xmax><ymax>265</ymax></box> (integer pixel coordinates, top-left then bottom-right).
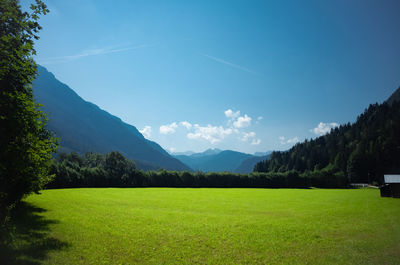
<box><xmin>33</xmin><ymin>65</ymin><xmax>270</xmax><ymax>172</ymax></box>
<box><xmin>173</xmin><ymin>149</ymin><xmax>271</xmax><ymax>173</ymax></box>
<box><xmin>33</xmin><ymin>65</ymin><xmax>190</xmax><ymax>171</ymax></box>
<box><xmin>33</xmin><ymin>65</ymin><xmax>398</xmax><ymax>176</ymax></box>
<box><xmin>235</xmin><ymin>154</ymin><xmax>271</xmax><ymax>173</ymax></box>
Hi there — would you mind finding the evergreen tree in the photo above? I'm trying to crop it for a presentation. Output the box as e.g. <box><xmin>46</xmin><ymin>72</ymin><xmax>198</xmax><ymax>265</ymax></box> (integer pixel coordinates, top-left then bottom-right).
<box><xmin>254</xmin><ymin>97</ymin><xmax>400</xmax><ymax>185</ymax></box>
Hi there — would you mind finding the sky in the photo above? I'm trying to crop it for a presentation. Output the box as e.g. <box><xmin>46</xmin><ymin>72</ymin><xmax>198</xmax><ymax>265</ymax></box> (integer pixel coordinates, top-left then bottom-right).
<box><xmin>23</xmin><ymin>0</ymin><xmax>400</xmax><ymax>154</ymax></box>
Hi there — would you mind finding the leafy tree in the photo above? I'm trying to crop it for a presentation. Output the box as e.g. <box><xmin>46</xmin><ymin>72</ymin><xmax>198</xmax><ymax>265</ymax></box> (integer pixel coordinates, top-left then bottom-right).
<box><xmin>0</xmin><ymin>0</ymin><xmax>56</xmax><ymax>224</ymax></box>
<box><xmin>104</xmin><ymin>151</ymin><xmax>136</xmax><ymax>186</ymax></box>
<box><xmin>48</xmin><ymin>151</ymin><xmax>342</xmax><ymax>189</ymax></box>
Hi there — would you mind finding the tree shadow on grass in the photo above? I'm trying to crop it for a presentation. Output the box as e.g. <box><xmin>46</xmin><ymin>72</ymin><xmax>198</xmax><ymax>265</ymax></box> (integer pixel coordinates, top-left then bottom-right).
<box><xmin>0</xmin><ymin>201</ymin><xmax>69</xmax><ymax>265</ymax></box>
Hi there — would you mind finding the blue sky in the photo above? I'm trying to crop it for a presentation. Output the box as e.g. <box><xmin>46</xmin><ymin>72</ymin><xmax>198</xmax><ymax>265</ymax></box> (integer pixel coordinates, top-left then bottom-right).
<box><xmin>25</xmin><ymin>0</ymin><xmax>400</xmax><ymax>154</ymax></box>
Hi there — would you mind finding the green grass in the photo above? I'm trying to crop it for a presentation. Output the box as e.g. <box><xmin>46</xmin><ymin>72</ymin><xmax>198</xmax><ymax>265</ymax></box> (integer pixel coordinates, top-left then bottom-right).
<box><xmin>2</xmin><ymin>188</ymin><xmax>400</xmax><ymax>264</ymax></box>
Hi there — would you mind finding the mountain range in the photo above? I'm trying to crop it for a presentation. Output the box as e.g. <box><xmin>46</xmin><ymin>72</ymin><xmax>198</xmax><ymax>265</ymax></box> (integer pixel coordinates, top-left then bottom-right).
<box><xmin>33</xmin><ymin>65</ymin><xmax>190</xmax><ymax>171</ymax></box>
<box><xmin>33</xmin><ymin>65</ymin><xmax>272</xmax><ymax>172</ymax></box>
<box><xmin>173</xmin><ymin>149</ymin><xmax>270</xmax><ymax>173</ymax></box>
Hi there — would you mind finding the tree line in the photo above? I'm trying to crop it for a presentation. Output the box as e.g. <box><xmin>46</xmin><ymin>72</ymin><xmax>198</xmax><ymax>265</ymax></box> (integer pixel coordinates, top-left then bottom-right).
<box><xmin>254</xmin><ymin>100</ymin><xmax>400</xmax><ymax>185</ymax></box>
<box><xmin>48</xmin><ymin>151</ymin><xmax>348</xmax><ymax>189</ymax></box>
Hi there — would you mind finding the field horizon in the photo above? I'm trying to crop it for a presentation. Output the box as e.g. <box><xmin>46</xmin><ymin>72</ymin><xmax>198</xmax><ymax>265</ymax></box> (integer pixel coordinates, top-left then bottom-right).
<box><xmin>1</xmin><ymin>188</ymin><xmax>399</xmax><ymax>264</ymax></box>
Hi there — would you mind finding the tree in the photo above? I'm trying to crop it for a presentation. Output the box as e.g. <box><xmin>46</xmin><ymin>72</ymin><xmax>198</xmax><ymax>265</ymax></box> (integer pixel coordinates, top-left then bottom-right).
<box><xmin>104</xmin><ymin>151</ymin><xmax>136</xmax><ymax>186</ymax></box>
<box><xmin>0</xmin><ymin>0</ymin><xmax>56</xmax><ymax>225</ymax></box>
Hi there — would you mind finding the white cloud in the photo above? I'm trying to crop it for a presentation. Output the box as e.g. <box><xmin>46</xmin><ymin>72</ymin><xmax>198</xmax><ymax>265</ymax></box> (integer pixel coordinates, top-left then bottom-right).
<box><xmin>225</xmin><ymin>110</ymin><xmax>254</xmax><ymax>128</ymax></box>
<box><xmin>241</xmin><ymin>131</ymin><xmax>256</xmax><ymax>142</ymax></box>
<box><xmin>169</xmin><ymin>147</ymin><xmax>176</xmax><ymax>153</ymax></box>
<box><xmin>233</xmin><ymin>114</ymin><xmax>252</xmax><ymax>128</ymax></box>
<box><xmin>279</xmin><ymin>136</ymin><xmax>299</xmax><ymax>145</ymax></box>
<box><xmin>139</xmin><ymin>126</ymin><xmax>152</xmax><ymax>138</ymax></box>
<box><xmin>187</xmin><ymin>124</ymin><xmax>233</xmax><ymax>144</ymax></box>
<box><xmin>287</xmin><ymin>137</ymin><xmax>299</xmax><ymax>144</ymax></box>
<box><xmin>224</xmin><ymin>109</ymin><xmax>240</xmax><ymax>119</ymax></box>
<box><xmin>159</xmin><ymin>122</ymin><xmax>178</xmax><ymax>135</ymax></box>
<box><xmin>257</xmin><ymin>116</ymin><xmax>263</xmax><ymax>121</ymax></box>
<box><xmin>311</xmin><ymin>122</ymin><xmax>339</xmax><ymax>135</ymax></box>
<box><xmin>156</xmin><ymin>109</ymin><xmax>261</xmax><ymax>147</ymax></box>
<box><xmin>180</xmin><ymin>121</ymin><xmax>192</xmax><ymax>130</ymax></box>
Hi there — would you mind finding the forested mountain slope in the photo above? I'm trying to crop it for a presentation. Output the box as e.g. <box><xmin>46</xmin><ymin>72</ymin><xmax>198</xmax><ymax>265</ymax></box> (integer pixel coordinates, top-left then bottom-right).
<box><xmin>255</xmin><ymin>87</ymin><xmax>400</xmax><ymax>184</ymax></box>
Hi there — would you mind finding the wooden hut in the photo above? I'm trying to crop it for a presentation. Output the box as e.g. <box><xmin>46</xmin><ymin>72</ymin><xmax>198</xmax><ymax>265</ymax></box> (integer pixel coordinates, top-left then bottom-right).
<box><xmin>380</xmin><ymin>175</ymin><xmax>400</xmax><ymax>198</ymax></box>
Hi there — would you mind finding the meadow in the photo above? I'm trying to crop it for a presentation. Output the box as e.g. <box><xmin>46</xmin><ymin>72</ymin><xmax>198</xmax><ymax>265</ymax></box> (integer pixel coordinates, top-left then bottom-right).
<box><xmin>2</xmin><ymin>188</ymin><xmax>400</xmax><ymax>264</ymax></box>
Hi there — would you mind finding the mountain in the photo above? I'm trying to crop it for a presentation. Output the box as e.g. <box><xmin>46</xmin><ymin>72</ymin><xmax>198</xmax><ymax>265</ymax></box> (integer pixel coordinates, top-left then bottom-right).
<box><xmin>254</xmin><ymin>86</ymin><xmax>400</xmax><ymax>184</ymax></box>
<box><xmin>171</xmin><ymin>151</ymin><xmax>196</xmax><ymax>156</ymax></box>
<box><xmin>190</xmin><ymin>148</ymin><xmax>222</xmax><ymax>158</ymax></box>
<box><xmin>254</xmin><ymin>151</ymin><xmax>272</xmax><ymax>157</ymax></box>
<box><xmin>174</xmin><ymin>149</ymin><xmax>253</xmax><ymax>172</ymax></box>
<box><xmin>33</xmin><ymin>65</ymin><xmax>190</xmax><ymax>171</ymax></box>
<box><xmin>387</xmin><ymin>86</ymin><xmax>400</xmax><ymax>106</ymax></box>
<box><xmin>234</xmin><ymin>154</ymin><xmax>271</xmax><ymax>173</ymax></box>
<box><xmin>171</xmin><ymin>148</ymin><xmax>222</xmax><ymax>158</ymax></box>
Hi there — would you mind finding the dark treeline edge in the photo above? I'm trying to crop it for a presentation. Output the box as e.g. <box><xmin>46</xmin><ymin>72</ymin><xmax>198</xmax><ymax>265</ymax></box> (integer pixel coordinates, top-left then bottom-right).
<box><xmin>47</xmin><ymin>151</ymin><xmax>347</xmax><ymax>189</ymax></box>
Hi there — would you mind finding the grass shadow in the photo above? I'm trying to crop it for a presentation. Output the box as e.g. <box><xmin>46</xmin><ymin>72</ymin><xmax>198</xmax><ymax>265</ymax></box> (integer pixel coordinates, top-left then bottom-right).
<box><xmin>0</xmin><ymin>201</ymin><xmax>69</xmax><ymax>265</ymax></box>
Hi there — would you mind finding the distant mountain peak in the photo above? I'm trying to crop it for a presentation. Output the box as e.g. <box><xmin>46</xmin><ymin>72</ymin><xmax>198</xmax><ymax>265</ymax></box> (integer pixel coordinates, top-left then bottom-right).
<box><xmin>202</xmin><ymin>148</ymin><xmax>222</xmax><ymax>155</ymax></box>
<box><xmin>189</xmin><ymin>148</ymin><xmax>222</xmax><ymax>158</ymax></box>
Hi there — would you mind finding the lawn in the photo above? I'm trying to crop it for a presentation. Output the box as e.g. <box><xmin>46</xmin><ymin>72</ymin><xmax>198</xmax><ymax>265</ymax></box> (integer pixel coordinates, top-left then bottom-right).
<box><xmin>1</xmin><ymin>188</ymin><xmax>400</xmax><ymax>264</ymax></box>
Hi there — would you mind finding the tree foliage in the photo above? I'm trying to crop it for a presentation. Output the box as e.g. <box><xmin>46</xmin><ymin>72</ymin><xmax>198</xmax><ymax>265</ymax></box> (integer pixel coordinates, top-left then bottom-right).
<box><xmin>47</xmin><ymin>151</ymin><xmax>347</xmax><ymax>189</ymax></box>
<box><xmin>254</xmin><ymin>100</ymin><xmax>400</xmax><ymax>184</ymax></box>
<box><xmin>0</xmin><ymin>0</ymin><xmax>56</xmax><ymax>224</ymax></box>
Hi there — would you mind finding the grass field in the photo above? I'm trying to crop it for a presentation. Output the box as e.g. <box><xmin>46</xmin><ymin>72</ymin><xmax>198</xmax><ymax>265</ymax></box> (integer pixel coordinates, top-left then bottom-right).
<box><xmin>1</xmin><ymin>188</ymin><xmax>400</xmax><ymax>264</ymax></box>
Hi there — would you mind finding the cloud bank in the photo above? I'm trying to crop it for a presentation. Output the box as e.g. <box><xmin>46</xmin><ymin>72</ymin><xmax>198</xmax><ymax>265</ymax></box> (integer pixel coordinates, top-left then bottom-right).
<box><xmin>187</xmin><ymin>124</ymin><xmax>233</xmax><ymax>144</ymax></box>
<box><xmin>158</xmin><ymin>109</ymin><xmax>261</xmax><ymax>146</ymax></box>
<box><xmin>233</xmin><ymin>114</ymin><xmax>252</xmax><ymax>128</ymax></box>
<box><xmin>224</xmin><ymin>109</ymin><xmax>240</xmax><ymax>119</ymax></box>
<box><xmin>180</xmin><ymin>121</ymin><xmax>192</xmax><ymax>130</ymax></box>
<box><xmin>160</xmin><ymin>122</ymin><xmax>178</xmax><ymax>135</ymax></box>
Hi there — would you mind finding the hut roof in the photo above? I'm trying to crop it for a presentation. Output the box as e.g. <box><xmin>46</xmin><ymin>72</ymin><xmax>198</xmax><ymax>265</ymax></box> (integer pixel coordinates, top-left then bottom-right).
<box><xmin>384</xmin><ymin>175</ymin><xmax>400</xmax><ymax>183</ymax></box>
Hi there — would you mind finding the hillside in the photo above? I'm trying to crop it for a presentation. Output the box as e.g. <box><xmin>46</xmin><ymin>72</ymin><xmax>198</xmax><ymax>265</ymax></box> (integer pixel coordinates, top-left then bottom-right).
<box><xmin>386</xmin><ymin>86</ymin><xmax>400</xmax><ymax>106</ymax></box>
<box><xmin>174</xmin><ymin>149</ymin><xmax>253</xmax><ymax>172</ymax></box>
<box><xmin>234</xmin><ymin>154</ymin><xmax>270</xmax><ymax>173</ymax></box>
<box><xmin>254</xmin><ymin>87</ymin><xmax>400</xmax><ymax>184</ymax></box>
<box><xmin>33</xmin><ymin>65</ymin><xmax>190</xmax><ymax>171</ymax></box>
